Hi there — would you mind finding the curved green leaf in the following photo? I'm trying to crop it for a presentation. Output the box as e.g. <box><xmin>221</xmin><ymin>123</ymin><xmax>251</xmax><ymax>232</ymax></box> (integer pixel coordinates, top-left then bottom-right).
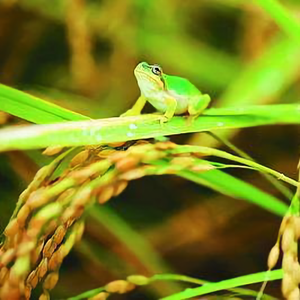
<box><xmin>0</xmin><ymin>104</ymin><xmax>299</xmax><ymax>151</ymax></box>
<box><xmin>0</xmin><ymin>84</ymin><xmax>90</xmax><ymax>124</ymax></box>
<box><xmin>161</xmin><ymin>269</ymin><xmax>283</xmax><ymax>300</ymax></box>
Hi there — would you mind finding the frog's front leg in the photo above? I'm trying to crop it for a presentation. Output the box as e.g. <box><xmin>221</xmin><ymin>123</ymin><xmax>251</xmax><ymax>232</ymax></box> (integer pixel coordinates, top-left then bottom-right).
<box><xmin>188</xmin><ymin>94</ymin><xmax>211</xmax><ymax>119</ymax></box>
<box><xmin>121</xmin><ymin>95</ymin><xmax>147</xmax><ymax>117</ymax></box>
<box><xmin>160</xmin><ymin>97</ymin><xmax>177</xmax><ymax>124</ymax></box>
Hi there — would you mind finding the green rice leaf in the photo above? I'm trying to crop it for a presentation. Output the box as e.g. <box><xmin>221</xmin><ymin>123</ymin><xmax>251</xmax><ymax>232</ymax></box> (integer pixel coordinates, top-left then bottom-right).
<box><xmin>0</xmin><ymin>84</ymin><xmax>90</xmax><ymax>124</ymax></box>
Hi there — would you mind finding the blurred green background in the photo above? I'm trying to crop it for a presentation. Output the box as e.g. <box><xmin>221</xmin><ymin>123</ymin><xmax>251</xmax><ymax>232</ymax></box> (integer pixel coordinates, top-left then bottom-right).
<box><xmin>0</xmin><ymin>0</ymin><xmax>300</xmax><ymax>299</ymax></box>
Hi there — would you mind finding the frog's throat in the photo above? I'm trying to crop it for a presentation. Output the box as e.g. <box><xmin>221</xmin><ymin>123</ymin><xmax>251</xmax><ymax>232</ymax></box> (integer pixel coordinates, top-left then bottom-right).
<box><xmin>135</xmin><ymin>70</ymin><xmax>165</xmax><ymax>90</ymax></box>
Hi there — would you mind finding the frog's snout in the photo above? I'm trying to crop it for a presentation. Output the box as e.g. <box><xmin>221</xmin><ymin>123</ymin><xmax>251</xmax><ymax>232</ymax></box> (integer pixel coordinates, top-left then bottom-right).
<box><xmin>141</xmin><ymin>62</ymin><xmax>148</xmax><ymax>68</ymax></box>
<box><xmin>135</xmin><ymin>62</ymin><xmax>149</xmax><ymax>71</ymax></box>
<box><xmin>134</xmin><ymin>62</ymin><xmax>146</xmax><ymax>76</ymax></box>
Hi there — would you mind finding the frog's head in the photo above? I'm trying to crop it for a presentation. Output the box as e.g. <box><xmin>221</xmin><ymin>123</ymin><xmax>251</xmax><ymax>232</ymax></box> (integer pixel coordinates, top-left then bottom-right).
<box><xmin>134</xmin><ymin>62</ymin><xmax>165</xmax><ymax>94</ymax></box>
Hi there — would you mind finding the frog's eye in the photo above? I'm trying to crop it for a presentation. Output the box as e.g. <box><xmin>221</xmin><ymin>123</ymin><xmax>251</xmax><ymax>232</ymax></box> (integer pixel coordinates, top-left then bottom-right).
<box><xmin>152</xmin><ymin>65</ymin><xmax>162</xmax><ymax>76</ymax></box>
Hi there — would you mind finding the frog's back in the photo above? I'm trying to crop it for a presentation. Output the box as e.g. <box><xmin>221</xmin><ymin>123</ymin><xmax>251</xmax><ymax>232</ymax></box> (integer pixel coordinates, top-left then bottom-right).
<box><xmin>141</xmin><ymin>73</ymin><xmax>203</xmax><ymax>115</ymax></box>
<box><xmin>164</xmin><ymin>74</ymin><xmax>201</xmax><ymax>97</ymax></box>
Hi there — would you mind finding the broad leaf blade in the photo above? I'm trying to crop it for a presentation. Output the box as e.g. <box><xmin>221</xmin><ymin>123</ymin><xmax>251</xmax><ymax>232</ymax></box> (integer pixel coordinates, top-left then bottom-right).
<box><xmin>179</xmin><ymin>169</ymin><xmax>288</xmax><ymax>216</ymax></box>
<box><xmin>0</xmin><ymin>84</ymin><xmax>90</xmax><ymax>124</ymax></box>
<box><xmin>0</xmin><ymin>104</ymin><xmax>299</xmax><ymax>151</ymax></box>
<box><xmin>161</xmin><ymin>269</ymin><xmax>283</xmax><ymax>300</ymax></box>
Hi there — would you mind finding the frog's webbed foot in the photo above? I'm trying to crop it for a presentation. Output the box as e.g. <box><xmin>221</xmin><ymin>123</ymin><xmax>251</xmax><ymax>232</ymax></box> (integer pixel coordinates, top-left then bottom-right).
<box><xmin>186</xmin><ymin>114</ymin><xmax>200</xmax><ymax>126</ymax></box>
<box><xmin>160</xmin><ymin>115</ymin><xmax>170</xmax><ymax>125</ymax></box>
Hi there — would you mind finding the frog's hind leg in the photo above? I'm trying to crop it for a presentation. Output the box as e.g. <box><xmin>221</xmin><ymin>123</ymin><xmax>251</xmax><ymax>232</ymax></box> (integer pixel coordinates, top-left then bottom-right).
<box><xmin>186</xmin><ymin>94</ymin><xmax>210</xmax><ymax>125</ymax></box>
<box><xmin>188</xmin><ymin>94</ymin><xmax>211</xmax><ymax>117</ymax></box>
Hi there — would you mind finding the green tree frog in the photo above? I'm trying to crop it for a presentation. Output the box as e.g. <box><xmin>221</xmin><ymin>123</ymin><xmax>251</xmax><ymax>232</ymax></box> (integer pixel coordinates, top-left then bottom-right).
<box><xmin>122</xmin><ymin>62</ymin><xmax>211</xmax><ymax>123</ymax></box>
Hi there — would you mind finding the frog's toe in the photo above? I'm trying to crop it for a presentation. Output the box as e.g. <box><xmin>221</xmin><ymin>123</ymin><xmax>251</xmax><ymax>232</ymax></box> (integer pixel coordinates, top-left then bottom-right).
<box><xmin>186</xmin><ymin>114</ymin><xmax>199</xmax><ymax>126</ymax></box>
<box><xmin>160</xmin><ymin>115</ymin><xmax>169</xmax><ymax>125</ymax></box>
